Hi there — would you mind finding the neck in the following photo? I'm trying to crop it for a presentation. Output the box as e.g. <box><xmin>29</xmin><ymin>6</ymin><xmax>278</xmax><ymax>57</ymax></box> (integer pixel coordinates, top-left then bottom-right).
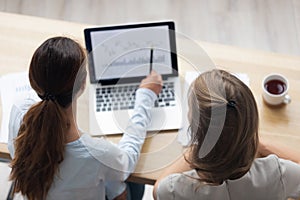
<box><xmin>64</xmin><ymin>100</ymin><xmax>80</xmax><ymax>143</ymax></box>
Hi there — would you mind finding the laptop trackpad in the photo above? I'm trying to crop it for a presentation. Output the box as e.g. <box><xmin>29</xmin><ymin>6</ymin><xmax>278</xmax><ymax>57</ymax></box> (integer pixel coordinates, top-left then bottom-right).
<box><xmin>111</xmin><ymin>108</ymin><xmax>180</xmax><ymax>133</ymax></box>
<box><xmin>92</xmin><ymin>107</ymin><xmax>181</xmax><ymax>135</ymax></box>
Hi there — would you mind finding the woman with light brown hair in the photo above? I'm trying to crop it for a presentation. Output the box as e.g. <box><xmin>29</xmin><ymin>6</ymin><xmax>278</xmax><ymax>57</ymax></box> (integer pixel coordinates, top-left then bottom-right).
<box><xmin>154</xmin><ymin>69</ymin><xmax>300</xmax><ymax>199</ymax></box>
<box><xmin>8</xmin><ymin>36</ymin><xmax>162</xmax><ymax>200</ymax></box>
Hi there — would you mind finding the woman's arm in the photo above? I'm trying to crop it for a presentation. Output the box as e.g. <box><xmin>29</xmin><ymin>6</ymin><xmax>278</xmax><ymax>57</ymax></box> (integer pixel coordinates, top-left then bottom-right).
<box><xmin>153</xmin><ymin>149</ymin><xmax>192</xmax><ymax>200</ymax></box>
<box><xmin>258</xmin><ymin>138</ymin><xmax>300</xmax><ymax>165</ymax></box>
<box><xmin>113</xmin><ymin>71</ymin><xmax>162</xmax><ymax>177</ymax></box>
<box><xmin>105</xmin><ymin>72</ymin><xmax>162</xmax><ymax>199</ymax></box>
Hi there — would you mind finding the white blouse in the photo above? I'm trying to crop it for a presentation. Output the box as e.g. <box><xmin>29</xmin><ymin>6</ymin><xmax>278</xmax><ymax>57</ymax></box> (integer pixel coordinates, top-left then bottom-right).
<box><xmin>157</xmin><ymin>155</ymin><xmax>300</xmax><ymax>200</ymax></box>
<box><xmin>8</xmin><ymin>88</ymin><xmax>157</xmax><ymax>200</ymax></box>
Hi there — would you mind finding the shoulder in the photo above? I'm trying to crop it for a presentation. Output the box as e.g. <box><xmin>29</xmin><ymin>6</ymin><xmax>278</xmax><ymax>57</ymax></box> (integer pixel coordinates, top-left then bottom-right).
<box><xmin>157</xmin><ymin>170</ymin><xmax>229</xmax><ymax>199</ymax></box>
<box><xmin>252</xmin><ymin>154</ymin><xmax>280</xmax><ymax>168</ymax></box>
<box><xmin>252</xmin><ymin>154</ymin><xmax>300</xmax><ymax>175</ymax></box>
<box><xmin>277</xmin><ymin>156</ymin><xmax>300</xmax><ymax>174</ymax></box>
<box><xmin>156</xmin><ymin>173</ymin><xmax>181</xmax><ymax>199</ymax></box>
<box><xmin>249</xmin><ymin>155</ymin><xmax>285</xmax><ymax>182</ymax></box>
<box><xmin>249</xmin><ymin>154</ymin><xmax>300</xmax><ymax>187</ymax></box>
<box><xmin>156</xmin><ymin>170</ymin><xmax>203</xmax><ymax>200</ymax></box>
<box><xmin>251</xmin><ymin>155</ymin><xmax>300</xmax><ymax>198</ymax></box>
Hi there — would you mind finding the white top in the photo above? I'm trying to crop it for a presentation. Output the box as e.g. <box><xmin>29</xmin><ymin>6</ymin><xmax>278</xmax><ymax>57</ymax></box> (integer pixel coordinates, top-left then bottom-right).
<box><xmin>8</xmin><ymin>88</ymin><xmax>157</xmax><ymax>200</ymax></box>
<box><xmin>157</xmin><ymin>155</ymin><xmax>300</xmax><ymax>200</ymax></box>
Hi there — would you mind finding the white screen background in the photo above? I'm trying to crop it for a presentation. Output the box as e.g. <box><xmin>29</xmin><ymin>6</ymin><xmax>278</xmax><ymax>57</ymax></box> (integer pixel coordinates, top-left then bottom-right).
<box><xmin>90</xmin><ymin>26</ymin><xmax>173</xmax><ymax>80</ymax></box>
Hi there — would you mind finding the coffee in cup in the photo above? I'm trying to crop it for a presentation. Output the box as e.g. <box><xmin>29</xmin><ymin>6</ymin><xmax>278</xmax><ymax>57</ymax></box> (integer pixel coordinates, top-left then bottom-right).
<box><xmin>262</xmin><ymin>74</ymin><xmax>291</xmax><ymax>106</ymax></box>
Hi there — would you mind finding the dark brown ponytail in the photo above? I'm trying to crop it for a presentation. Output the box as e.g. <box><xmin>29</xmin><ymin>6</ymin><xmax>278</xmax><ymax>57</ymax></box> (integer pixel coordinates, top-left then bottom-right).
<box><xmin>10</xmin><ymin>37</ymin><xmax>86</xmax><ymax>199</ymax></box>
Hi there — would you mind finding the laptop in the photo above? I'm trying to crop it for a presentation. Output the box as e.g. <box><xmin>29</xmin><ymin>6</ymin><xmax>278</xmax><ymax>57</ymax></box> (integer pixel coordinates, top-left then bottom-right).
<box><xmin>84</xmin><ymin>21</ymin><xmax>182</xmax><ymax>135</ymax></box>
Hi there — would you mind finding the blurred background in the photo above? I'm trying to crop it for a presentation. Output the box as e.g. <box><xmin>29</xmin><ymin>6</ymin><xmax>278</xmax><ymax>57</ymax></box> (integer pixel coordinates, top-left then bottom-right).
<box><xmin>1</xmin><ymin>0</ymin><xmax>299</xmax><ymax>55</ymax></box>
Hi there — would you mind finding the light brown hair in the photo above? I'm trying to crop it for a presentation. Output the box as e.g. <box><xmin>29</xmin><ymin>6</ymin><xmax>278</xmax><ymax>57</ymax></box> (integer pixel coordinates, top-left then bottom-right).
<box><xmin>187</xmin><ymin>69</ymin><xmax>259</xmax><ymax>185</ymax></box>
<box><xmin>10</xmin><ymin>37</ymin><xmax>86</xmax><ymax>199</ymax></box>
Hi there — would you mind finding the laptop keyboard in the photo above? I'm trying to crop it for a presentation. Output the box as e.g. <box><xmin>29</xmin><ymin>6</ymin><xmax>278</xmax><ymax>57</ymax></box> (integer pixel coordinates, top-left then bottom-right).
<box><xmin>96</xmin><ymin>82</ymin><xmax>176</xmax><ymax>112</ymax></box>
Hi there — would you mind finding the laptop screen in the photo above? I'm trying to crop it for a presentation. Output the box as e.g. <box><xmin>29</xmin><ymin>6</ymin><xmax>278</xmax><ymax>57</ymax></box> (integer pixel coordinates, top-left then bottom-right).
<box><xmin>84</xmin><ymin>21</ymin><xmax>178</xmax><ymax>84</ymax></box>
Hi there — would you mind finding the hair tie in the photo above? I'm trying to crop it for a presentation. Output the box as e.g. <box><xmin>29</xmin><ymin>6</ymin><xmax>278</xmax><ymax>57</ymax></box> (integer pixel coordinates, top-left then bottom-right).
<box><xmin>38</xmin><ymin>93</ymin><xmax>56</xmax><ymax>101</ymax></box>
<box><xmin>227</xmin><ymin>100</ymin><xmax>236</xmax><ymax>108</ymax></box>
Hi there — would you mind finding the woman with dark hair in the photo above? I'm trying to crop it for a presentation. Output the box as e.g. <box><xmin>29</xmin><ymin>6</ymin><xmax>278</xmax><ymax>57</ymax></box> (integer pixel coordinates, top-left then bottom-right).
<box><xmin>8</xmin><ymin>36</ymin><xmax>162</xmax><ymax>200</ymax></box>
<box><xmin>153</xmin><ymin>69</ymin><xmax>300</xmax><ymax>199</ymax></box>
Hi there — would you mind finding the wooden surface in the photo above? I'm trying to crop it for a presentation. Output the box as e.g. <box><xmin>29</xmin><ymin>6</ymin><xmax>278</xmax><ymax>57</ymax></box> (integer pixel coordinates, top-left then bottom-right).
<box><xmin>0</xmin><ymin>12</ymin><xmax>300</xmax><ymax>185</ymax></box>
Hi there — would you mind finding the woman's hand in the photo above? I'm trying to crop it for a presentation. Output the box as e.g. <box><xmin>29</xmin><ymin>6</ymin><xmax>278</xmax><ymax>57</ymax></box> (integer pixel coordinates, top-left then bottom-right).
<box><xmin>139</xmin><ymin>70</ymin><xmax>163</xmax><ymax>95</ymax></box>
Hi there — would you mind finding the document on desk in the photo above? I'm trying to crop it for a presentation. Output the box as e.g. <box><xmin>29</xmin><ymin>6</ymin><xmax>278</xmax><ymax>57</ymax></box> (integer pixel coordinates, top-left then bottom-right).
<box><xmin>177</xmin><ymin>71</ymin><xmax>250</xmax><ymax>146</ymax></box>
<box><xmin>0</xmin><ymin>72</ymin><xmax>39</xmax><ymax>143</ymax></box>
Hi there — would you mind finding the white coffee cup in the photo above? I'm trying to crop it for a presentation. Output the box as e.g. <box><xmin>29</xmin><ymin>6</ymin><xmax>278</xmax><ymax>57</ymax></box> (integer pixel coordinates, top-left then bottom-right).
<box><xmin>262</xmin><ymin>74</ymin><xmax>291</xmax><ymax>106</ymax></box>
